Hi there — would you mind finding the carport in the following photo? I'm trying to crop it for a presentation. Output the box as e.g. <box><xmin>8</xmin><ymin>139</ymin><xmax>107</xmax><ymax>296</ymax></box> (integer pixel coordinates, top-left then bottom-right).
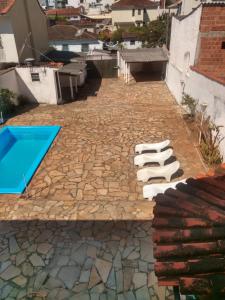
<box><xmin>117</xmin><ymin>48</ymin><xmax>168</xmax><ymax>83</ymax></box>
<box><xmin>56</xmin><ymin>62</ymin><xmax>87</xmax><ymax>102</ymax></box>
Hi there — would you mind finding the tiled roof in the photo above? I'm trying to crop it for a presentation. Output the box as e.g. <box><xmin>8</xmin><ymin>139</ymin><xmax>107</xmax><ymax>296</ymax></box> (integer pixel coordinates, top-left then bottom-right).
<box><xmin>111</xmin><ymin>0</ymin><xmax>159</xmax><ymax>10</ymax></box>
<box><xmin>0</xmin><ymin>0</ymin><xmax>15</xmax><ymax>14</ymax></box>
<box><xmin>152</xmin><ymin>165</ymin><xmax>225</xmax><ymax>296</ymax></box>
<box><xmin>48</xmin><ymin>25</ymin><xmax>98</xmax><ymax>41</ymax></box>
<box><xmin>46</xmin><ymin>6</ymin><xmax>83</xmax><ymax>16</ymax></box>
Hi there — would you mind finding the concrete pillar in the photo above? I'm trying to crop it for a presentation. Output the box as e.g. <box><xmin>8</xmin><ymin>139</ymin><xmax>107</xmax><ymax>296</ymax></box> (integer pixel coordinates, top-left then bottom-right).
<box><xmin>75</xmin><ymin>77</ymin><xmax>78</xmax><ymax>93</ymax></box>
<box><xmin>128</xmin><ymin>63</ymin><xmax>130</xmax><ymax>83</ymax></box>
<box><xmin>69</xmin><ymin>76</ymin><xmax>74</xmax><ymax>99</ymax></box>
<box><xmin>56</xmin><ymin>71</ymin><xmax>62</xmax><ymax>103</ymax></box>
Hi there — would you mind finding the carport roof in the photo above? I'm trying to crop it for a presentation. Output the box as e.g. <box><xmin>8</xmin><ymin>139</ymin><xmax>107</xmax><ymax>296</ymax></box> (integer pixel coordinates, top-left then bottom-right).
<box><xmin>59</xmin><ymin>62</ymin><xmax>86</xmax><ymax>76</ymax></box>
<box><xmin>120</xmin><ymin>48</ymin><xmax>168</xmax><ymax>63</ymax></box>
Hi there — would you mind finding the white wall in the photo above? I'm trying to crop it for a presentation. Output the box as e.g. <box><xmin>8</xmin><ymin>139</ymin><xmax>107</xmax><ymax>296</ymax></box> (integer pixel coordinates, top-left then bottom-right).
<box><xmin>16</xmin><ymin>67</ymin><xmax>59</xmax><ymax>104</ymax></box>
<box><xmin>184</xmin><ymin>69</ymin><xmax>225</xmax><ymax>160</ymax></box>
<box><xmin>166</xmin><ymin>6</ymin><xmax>202</xmax><ymax>103</ymax></box>
<box><xmin>50</xmin><ymin>40</ymin><xmax>103</xmax><ymax>52</ymax></box>
<box><xmin>112</xmin><ymin>8</ymin><xmax>176</xmax><ymax>29</ymax></box>
<box><xmin>166</xmin><ymin>5</ymin><xmax>225</xmax><ymax>161</ymax></box>
<box><xmin>121</xmin><ymin>40</ymin><xmax>142</xmax><ymax>49</ymax></box>
<box><xmin>0</xmin><ymin>17</ymin><xmax>19</xmax><ymax>63</ymax></box>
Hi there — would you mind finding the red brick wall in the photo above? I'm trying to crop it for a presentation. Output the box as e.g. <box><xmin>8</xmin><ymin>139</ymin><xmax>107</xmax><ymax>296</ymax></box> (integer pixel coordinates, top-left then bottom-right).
<box><xmin>195</xmin><ymin>6</ymin><xmax>225</xmax><ymax>80</ymax></box>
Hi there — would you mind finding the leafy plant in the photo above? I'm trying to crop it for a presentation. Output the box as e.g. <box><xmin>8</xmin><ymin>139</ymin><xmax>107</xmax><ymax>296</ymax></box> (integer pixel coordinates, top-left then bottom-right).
<box><xmin>182</xmin><ymin>94</ymin><xmax>198</xmax><ymax>118</ymax></box>
<box><xmin>0</xmin><ymin>89</ymin><xmax>15</xmax><ymax>117</ymax></box>
<box><xmin>197</xmin><ymin>116</ymin><xmax>224</xmax><ymax>166</ymax></box>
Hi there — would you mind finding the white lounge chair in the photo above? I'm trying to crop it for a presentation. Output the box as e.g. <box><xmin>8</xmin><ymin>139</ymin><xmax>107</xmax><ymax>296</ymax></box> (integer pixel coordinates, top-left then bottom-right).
<box><xmin>137</xmin><ymin>161</ymin><xmax>180</xmax><ymax>183</ymax></box>
<box><xmin>134</xmin><ymin>148</ymin><xmax>173</xmax><ymax>167</ymax></box>
<box><xmin>135</xmin><ymin>139</ymin><xmax>170</xmax><ymax>154</ymax></box>
<box><xmin>143</xmin><ymin>179</ymin><xmax>187</xmax><ymax>200</ymax></box>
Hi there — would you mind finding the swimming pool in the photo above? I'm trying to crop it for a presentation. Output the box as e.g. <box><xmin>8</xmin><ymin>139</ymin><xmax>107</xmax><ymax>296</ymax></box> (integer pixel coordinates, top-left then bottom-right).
<box><xmin>0</xmin><ymin>126</ymin><xmax>61</xmax><ymax>194</ymax></box>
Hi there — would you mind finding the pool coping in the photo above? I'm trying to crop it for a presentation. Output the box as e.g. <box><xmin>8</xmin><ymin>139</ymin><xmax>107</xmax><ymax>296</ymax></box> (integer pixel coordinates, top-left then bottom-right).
<box><xmin>0</xmin><ymin>125</ymin><xmax>61</xmax><ymax>194</ymax></box>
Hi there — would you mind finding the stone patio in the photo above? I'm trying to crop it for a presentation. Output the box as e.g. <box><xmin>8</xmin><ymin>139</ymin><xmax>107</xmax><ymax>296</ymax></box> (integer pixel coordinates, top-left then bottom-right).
<box><xmin>0</xmin><ymin>79</ymin><xmax>204</xmax><ymax>221</ymax></box>
<box><xmin>0</xmin><ymin>79</ymin><xmax>204</xmax><ymax>299</ymax></box>
<box><xmin>0</xmin><ymin>220</ymin><xmax>176</xmax><ymax>300</ymax></box>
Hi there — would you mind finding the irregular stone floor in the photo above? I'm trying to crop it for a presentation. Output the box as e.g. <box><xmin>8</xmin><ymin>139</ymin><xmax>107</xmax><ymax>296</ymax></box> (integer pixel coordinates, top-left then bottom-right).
<box><xmin>0</xmin><ymin>221</ymin><xmax>175</xmax><ymax>300</ymax></box>
<box><xmin>0</xmin><ymin>79</ymin><xmax>204</xmax><ymax>220</ymax></box>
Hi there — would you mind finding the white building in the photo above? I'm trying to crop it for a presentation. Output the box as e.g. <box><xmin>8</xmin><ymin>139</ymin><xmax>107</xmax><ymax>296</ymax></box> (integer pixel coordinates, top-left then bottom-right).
<box><xmin>166</xmin><ymin>3</ymin><xmax>225</xmax><ymax>159</ymax></box>
<box><xmin>0</xmin><ymin>62</ymin><xmax>87</xmax><ymax>105</ymax></box>
<box><xmin>121</xmin><ymin>32</ymin><xmax>142</xmax><ymax>49</ymax></box>
<box><xmin>0</xmin><ymin>0</ymin><xmax>49</xmax><ymax>64</ymax></box>
<box><xmin>111</xmin><ymin>0</ymin><xmax>175</xmax><ymax>30</ymax></box>
<box><xmin>48</xmin><ymin>25</ymin><xmax>103</xmax><ymax>53</ymax></box>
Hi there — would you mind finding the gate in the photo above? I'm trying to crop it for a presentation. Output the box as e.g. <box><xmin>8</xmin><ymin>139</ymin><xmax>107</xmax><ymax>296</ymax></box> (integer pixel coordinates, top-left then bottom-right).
<box><xmin>86</xmin><ymin>58</ymin><xmax>118</xmax><ymax>79</ymax></box>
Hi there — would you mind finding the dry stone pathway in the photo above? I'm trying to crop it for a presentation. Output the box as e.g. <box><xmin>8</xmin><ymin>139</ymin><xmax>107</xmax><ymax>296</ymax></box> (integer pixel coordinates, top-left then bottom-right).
<box><xmin>0</xmin><ymin>221</ymin><xmax>175</xmax><ymax>300</ymax></box>
<box><xmin>0</xmin><ymin>79</ymin><xmax>204</xmax><ymax>299</ymax></box>
<box><xmin>0</xmin><ymin>79</ymin><xmax>203</xmax><ymax>220</ymax></box>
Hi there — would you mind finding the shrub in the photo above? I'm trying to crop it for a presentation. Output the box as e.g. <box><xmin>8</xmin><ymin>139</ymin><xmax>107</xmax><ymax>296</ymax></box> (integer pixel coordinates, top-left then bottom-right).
<box><xmin>182</xmin><ymin>94</ymin><xmax>198</xmax><ymax>118</ymax></box>
<box><xmin>0</xmin><ymin>89</ymin><xmax>16</xmax><ymax>117</ymax></box>
<box><xmin>198</xmin><ymin>116</ymin><xmax>224</xmax><ymax>166</ymax></box>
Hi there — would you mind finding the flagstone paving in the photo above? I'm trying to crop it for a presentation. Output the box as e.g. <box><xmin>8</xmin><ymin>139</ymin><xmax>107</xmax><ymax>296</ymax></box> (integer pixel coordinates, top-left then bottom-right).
<box><xmin>0</xmin><ymin>220</ymin><xmax>175</xmax><ymax>300</ymax></box>
<box><xmin>0</xmin><ymin>79</ymin><xmax>204</xmax><ymax>299</ymax></box>
<box><xmin>0</xmin><ymin>79</ymin><xmax>204</xmax><ymax>220</ymax></box>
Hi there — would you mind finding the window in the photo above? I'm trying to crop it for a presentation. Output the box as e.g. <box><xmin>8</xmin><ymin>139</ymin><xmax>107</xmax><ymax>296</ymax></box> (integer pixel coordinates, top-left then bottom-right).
<box><xmin>130</xmin><ymin>40</ymin><xmax>135</xmax><ymax>45</ymax></box>
<box><xmin>81</xmin><ymin>43</ymin><xmax>89</xmax><ymax>52</ymax></box>
<box><xmin>132</xmin><ymin>9</ymin><xmax>135</xmax><ymax>16</ymax></box>
<box><xmin>31</xmin><ymin>73</ymin><xmax>40</xmax><ymax>82</ymax></box>
<box><xmin>138</xmin><ymin>9</ymin><xmax>141</xmax><ymax>15</ymax></box>
<box><xmin>222</xmin><ymin>41</ymin><xmax>225</xmax><ymax>49</ymax></box>
<box><xmin>62</xmin><ymin>44</ymin><xmax>69</xmax><ymax>51</ymax></box>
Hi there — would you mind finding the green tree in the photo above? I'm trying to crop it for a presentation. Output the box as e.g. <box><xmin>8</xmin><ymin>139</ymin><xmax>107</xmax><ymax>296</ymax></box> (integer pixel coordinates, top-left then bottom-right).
<box><xmin>0</xmin><ymin>89</ymin><xmax>15</xmax><ymax>117</ymax></box>
<box><xmin>111</xmin><ymin>28</ymin><xmax>124</xmax><ymax>43</ymax></box>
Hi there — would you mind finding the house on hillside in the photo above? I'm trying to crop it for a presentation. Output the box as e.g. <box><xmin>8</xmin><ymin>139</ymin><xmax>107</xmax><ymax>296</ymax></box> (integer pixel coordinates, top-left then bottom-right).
<box><xmin>166</xmin><ymin>3</ymin><xmax>225</xmax><ymax>159</ymax></box>
<box><xmin>48</xmin><ymin>24</ymin><xmax>103</xmax><ymax>53</ymax></box>
<box><xmin>0</xmin><ymin>0</ymin><xmax>48</xmax><ymax>63</ymax></box>
<box><xmin>46</xmin><ymin>6</ymin><xmax>85</xmax><ymax>21</ymax></box>
<box><xmin>111</xmin><ymin>0</ymin><xmax>174</xmax><ymax>30</ymax></box>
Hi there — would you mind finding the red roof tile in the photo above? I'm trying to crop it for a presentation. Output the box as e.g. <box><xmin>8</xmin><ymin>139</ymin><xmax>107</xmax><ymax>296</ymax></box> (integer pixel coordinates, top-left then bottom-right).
<box><xmin>111</xmin><ymin>0</ymin><xmax>159</xmax><ymax>10</ymax></box>
<box><xmin>48</xmin><ymin>25</ymin><xmax>98</xmax><ymax>41</ymax></box>
<box><xmin>152</xmin><ymin>167</ymin><xmax>225</xmax><ymax>296</ymax></box>
<box><xmin>0</xmin><ymin>0</ymin><xmax>15</xmax><ymax>14</ymax></box>
<box><xmin>46</xmin><ymin>6</ymin><xmax>84</xmax><ymax>17</ymax></box>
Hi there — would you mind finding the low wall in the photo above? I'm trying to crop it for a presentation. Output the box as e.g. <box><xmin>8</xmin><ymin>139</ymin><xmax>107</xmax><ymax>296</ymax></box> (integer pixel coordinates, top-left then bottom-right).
<box><xmin>166</xmin><ymin>63</ymin><xmax>225</xmax><ymax>160</ymax></box>
<box><xmin>16</xmin><ymin>67</ymin><xmax>59</xmax><ymax>105</ymax></box>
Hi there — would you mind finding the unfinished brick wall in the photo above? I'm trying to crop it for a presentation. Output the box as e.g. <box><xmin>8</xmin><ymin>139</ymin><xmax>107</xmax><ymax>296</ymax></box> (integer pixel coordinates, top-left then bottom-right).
<box><xmin>195</xmin><ymin>5</ymin><xmax>225</xmax><ymax>81</ymax></box>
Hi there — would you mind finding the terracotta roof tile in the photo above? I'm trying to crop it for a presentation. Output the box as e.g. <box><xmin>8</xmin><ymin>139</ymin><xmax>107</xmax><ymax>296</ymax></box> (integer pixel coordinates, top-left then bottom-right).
<box><xmin>46</xmin><ymin>6</ymin><xmax>84</xmax><ymax>16</ymax></box>
<box><xmin>0</xmin><ymin>0</ymin><xmax>15</xmax><ymax>14</ymax></box>
<box><xmin>48</xmin><ymin>25</ymin><xmax>98</xmax><ymax>41</ymax></box>
<box><xmin>152</xmin><ymin>168</ymin><xmax>225</xmax><ymax>296</ymax></box>
<box><xmin>111</xmin><ymin>0</ymin><xmax>159</xmax><ymax>10</ymax></box>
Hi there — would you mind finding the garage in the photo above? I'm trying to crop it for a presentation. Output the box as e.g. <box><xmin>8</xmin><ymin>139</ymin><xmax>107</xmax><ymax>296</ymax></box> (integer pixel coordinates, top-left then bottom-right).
<box><xmin>117</xmin><ymin>48</ymin><xmax>168</xmax><ymax>83</ymax></box>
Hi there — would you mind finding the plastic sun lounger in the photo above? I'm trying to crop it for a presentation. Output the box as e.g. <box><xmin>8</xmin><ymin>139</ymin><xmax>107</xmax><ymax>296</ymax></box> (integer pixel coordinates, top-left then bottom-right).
<box><xmin>143</xmin><ymin>179</ymin><xmax>187</xmax><ymax>200</ymax></box>
<box><xmin>135</xmin><ymin>139</ymin><xmax>170</xmax><ymax>154</ymax></box>
<box><xmin>134</xmin><ymin>148</ymin><xmax>173</xmax><ymax>167</ymax></box>
<box><xmin>137</xmin><ymin>161</ymin><xmax>180</xmax><ymax>183</ymax></box>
